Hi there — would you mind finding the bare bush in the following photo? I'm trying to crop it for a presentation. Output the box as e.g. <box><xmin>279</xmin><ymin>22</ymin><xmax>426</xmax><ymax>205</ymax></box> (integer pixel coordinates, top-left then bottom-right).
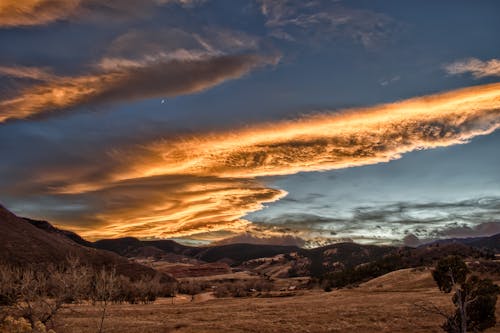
<box><xmin>249</xmin><ymin>279</ymin><xmax>273</xmax><ymax>292</ymax></box>
<box><xmin>113</xmin><ymin>274</ymin><xmax>176</xmax><ymax>304</ymax></box>
<box><xmin>1</xmin><ymin>259</ymin><xmax>176</xmax><ymax>332</ymax></box>
<box><xmin>0</xmin><ymin>316</ymin><xmax>55</xmax><ymax>333</ymax></box>
<box><xmin>214</xmin><ymin>282</ymin><xmax>248</xmax><ymax>298</ymax></box>
<box><xmin>0</xmin><ymin>258</ymin><xmax>92</xmax><ymax>330</ymax></box>
<box><xmin>47</xmin><ymin>257</ymin><xmax>92</xmax><ymax>305</ymax></box>
<box><xmin>214</xmin><ymin>279</ymin><xmax>273</xmax><ymax>298</ymax></box>
<box><xmin>0</xmin><ymin>264</ymin><xmax>20</xmax><ymax>308</ymax></box>
<box><xmin>178</xmin><ymin>280</ymin><xmax>204</xmax><ymax>301</ymax></box>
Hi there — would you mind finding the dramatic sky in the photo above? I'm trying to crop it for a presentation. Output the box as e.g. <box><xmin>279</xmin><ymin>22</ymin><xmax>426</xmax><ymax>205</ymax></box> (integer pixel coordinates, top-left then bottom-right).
<box><xmin>1</xmin><ymin>0</ymin><xmax>500</xmax><ymax>247</ymax></box>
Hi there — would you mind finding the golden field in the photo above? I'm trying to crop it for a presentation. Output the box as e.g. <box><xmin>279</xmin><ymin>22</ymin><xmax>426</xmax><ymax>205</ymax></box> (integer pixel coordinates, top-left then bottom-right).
<box><xmin>53</xmin><ymin>268</ymin><xmax>500</xmax><ymax>333</ymax></box>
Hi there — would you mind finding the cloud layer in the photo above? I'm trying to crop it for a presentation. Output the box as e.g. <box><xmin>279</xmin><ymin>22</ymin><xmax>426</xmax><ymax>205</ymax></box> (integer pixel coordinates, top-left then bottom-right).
<box><xmin>249</xmin><ymin>197</ymin><xmax>500</xmax><ymax>246</ymax></box>
<box><xmin>8</xmin><ymin>82</ymin><xmax>500</xmax><ymax>240</ymax></box>
<box><xmin>61</xmin><ymin>175</ymin><xmax>286</xmax><ymax>240</ymax></box>
<box><xmin>116</xmin><ymin>82</ymin><xmax>500</xmax><ymax>181</ymax></box>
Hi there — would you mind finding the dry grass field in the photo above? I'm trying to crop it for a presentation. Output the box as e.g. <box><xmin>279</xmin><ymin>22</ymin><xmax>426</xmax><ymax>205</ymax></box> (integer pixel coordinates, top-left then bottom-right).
<box><xmin>53</xmin><ymin>268</ymin><xmax>500</xmax><ymax>333</ymax></box>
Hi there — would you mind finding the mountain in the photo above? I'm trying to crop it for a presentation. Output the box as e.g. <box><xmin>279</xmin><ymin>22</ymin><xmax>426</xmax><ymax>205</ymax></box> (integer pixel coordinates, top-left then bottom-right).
<box><xmin>93</xmin><ymin>237</ymin><xmax>301</xmax><ymax>265</ymax></box>
<box><xmin>16</xmin><ymin>217</ymin><xmax>302</xmax><ymax>268</ymax></box>
<box><xmin>13</xmin><ymin>204</ymin><xmax>499</xmax><ymax>284</ymax></box>
<box><xmin>93</xmin><ymin>237</ymin><xmax>194</xmax><ymax>257</ymax></box>
<box><xmin>91</xmin><ymin>236</ymin><xmax>402</xmax><ymax>277</ymax></box>
<box><xmin>0</xmin><ymin>204</ymin><xmax>174</xmax><ymax>281</ymax></box>
<box><xmin>88</xmin><ymin>233</ymin><xmax>500</xmax><ymax>275</ymax></box>
<box><xmin>467</xmin><ymin>233</ymin><xmax>500</xmax><ymax>252</ymax></box>
<box><xmin>23</xmin><ymin>217</ymin><xmax>92</xmax><ymax>247</ymax></box>
<box><xmin>300</xmin><ymin>242</ymin><xmax>397</xmax><ymax>277</ymax></box>
<box><xmin>426</xmin><ymin>233</ymin><xmax>500</xmax><ymax>253</ymax></box>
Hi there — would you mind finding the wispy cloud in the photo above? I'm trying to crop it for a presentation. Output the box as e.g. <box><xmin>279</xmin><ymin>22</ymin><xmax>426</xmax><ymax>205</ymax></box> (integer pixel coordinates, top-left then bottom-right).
<box><xmin>100</xmin><ymin>27</ymin><xmax>261</xmax><ymax>66</ymax></box>
<box><xmin>258</xmin><ymin>0</ymin><xmax>397</xmax><ymax>48</ymax></box>
<box><xmin>444</xmin><ymin>58</ymin><xmax>500</xmax><ymax>79</ymax></box>
<box><xmin>7</xmin><ymin>82</ymin><xmax>500</xmax><ymax>240</ymax></box>
<box><xmin>0</xmin><ymin>0</ymin><xmax>203</xmax><ymax>27</ymax></box>
<box><xmin>0</xmin><ymin>66</ymin><xmax>55</xmax><ymax>81</ymax></box>
<box><xmin>0</xmin><ymin>25</ymin><xmax>276</xmax><ymax>123</ymax></box>
<box><xmin>0</xmin><ymin>54</ymin><xmax>278</xmax><ymax>123</ymax></box>
<box><xmin>379</xmin><ymin>75</ymin><xmax>400</xmax><ymax>86</ymax></box>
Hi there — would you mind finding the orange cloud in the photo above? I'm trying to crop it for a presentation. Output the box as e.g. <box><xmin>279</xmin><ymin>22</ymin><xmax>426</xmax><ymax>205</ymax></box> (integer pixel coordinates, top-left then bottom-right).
<box><xmin>40</xmin><ymin>82</ymin><xmax>500</xmax><ymax>241</ymax></box>
<box><xmin>0</xmin><ymin>54</ymin><xmax>277</xmax><ymax>123</ymax></box>
<box><xmin>0</xmin><ymin>0</ymin><xmax>198</xmax><ymax>27</ymax></box>
<box><xmin>116</xmin><ymin>82</ymin><xmax>500</xmax><ymax>180</ymax></box>
<box><xmin>0</xmin><ymin>0</ymin><xmax>81</xmax><ymax>27</ymax></box>
<box><xmin>54</xmin><ymin>175</ymin><xmax>286</xmax><ymax>241</ymax></box>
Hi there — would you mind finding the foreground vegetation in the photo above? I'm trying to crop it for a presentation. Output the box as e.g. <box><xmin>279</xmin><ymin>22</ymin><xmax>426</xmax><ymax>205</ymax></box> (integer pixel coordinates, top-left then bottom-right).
<box><xmin>47</xmin><ymin>268</ymin><xmax>500</xmax><ymax>333</ymax></box>
<box><xmin>1</xmin><ymin>253</ymin><xmax>499</xmax><ymax>332</ymax></box>
<box><xmin>0</xmin><ymin>258</ymin><xmax>176</xmax><ymax>333</ymax></box>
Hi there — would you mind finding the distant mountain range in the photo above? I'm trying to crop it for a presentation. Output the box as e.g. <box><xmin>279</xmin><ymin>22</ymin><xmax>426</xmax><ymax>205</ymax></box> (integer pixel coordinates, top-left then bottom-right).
<box><xmin>1</xmin><ymin>203</ymin><xmax>499</xmax><ymax>283</ymax></box>
<box><xmin>426</xmin><ymin>234</ymin><xmax>500</xmax><ymax>253</ymax></box>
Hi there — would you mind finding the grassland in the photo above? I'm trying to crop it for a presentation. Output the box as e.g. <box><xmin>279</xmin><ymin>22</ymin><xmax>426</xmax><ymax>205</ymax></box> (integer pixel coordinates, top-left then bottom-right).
<box><xmin>53</xmin><ymin>268</ymin><xmax>500</xmax><ymax>333</ymax></box>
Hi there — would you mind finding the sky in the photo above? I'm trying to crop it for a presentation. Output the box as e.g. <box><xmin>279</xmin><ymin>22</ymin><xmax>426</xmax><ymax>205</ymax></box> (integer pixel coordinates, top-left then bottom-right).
<box><xmin>1</xmin><ymin>0</ymin><xmax>500</xmax><ymax>247</ymax></box>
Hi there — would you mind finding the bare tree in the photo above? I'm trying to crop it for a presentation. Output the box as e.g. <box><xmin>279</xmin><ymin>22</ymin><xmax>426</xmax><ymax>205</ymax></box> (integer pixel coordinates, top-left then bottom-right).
<box><xmin>179</xmin><ymin>280</ymin><xmax>202</xmax><ymax>302</ymax></box>
<box><xmin>1</xmin><ymin>260</ymin><xmax>175</xmax><ymax>333</ymax></box>
<box><xmin>0</xmin><ymin>257</ymin><xmax>94</xmax><ymax>330</ymax></box>
<box><xmin>91</xmin><ymin>267</ymin><xmax>118</xmax><ymax>333</ymax></box>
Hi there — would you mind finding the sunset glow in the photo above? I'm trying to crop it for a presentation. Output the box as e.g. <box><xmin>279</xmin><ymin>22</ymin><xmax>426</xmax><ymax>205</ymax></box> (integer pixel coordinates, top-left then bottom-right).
<box><xmin>29</xmin><ymin>82</ymin><xmax>500</xmax><ymax>240</ymax></box>
<box><xmin>2</xmin><ymin>0</ymin><xmax>500</xmax><ymax>245</ymax></box>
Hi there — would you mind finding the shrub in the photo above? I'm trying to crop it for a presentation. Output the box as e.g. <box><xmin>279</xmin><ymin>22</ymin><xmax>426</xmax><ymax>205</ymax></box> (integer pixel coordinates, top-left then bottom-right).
<box><xmin>0</xmin><ymin>316</ymin><xmax>55</xmax><ymax>333</ymax></box>
<box><xmin>213</xmin><ymin>279</ymin><xmax>273</xmax><ymax>298</ymax></box>
<box><xmin>0</xmin><ymin>265</ymin><xmax>20</xmax><ymax>306</ymax></box>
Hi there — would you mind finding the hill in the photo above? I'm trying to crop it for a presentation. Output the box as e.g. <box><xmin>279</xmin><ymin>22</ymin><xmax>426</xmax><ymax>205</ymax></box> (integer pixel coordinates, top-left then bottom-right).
<box><xmin>429</xmin><ymin>233</ymin><xmax>500</xmax><ymax>253</ymax></box>
<box><xmin>468</xmin><ymin>233</ymin><xmax>500</xmax><ymax>252</ymax></box>
<box><xmin>0</xmin><ymin>204</ymin><xmax>174</xmax><ymax>281</ymax></box>
<box><xmin>63</xmin><ymin>229</ymin><xmax>500</xmax><ymax>283</ymax></box>
<box><xmin>93</xmin><ymin>237</ymin><xmax>301</xmax><ymax>265</ymax></box>
<box><xmin>23</xmin><ymin>217</ymin><xmax>93</xmax><ymax>247</ymax></box>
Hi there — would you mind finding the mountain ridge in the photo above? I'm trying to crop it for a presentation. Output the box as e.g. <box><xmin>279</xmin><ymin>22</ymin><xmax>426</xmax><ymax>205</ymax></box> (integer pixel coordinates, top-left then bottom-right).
<box><xmin>0</xmin><ymin>204</ymin><xmax>174</xmax><ymax>281</ymax></box>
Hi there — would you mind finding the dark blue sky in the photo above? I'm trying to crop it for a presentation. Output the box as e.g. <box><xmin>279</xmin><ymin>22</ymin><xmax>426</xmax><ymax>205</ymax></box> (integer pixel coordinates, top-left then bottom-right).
<box><xmin>1</xmin><ymin>0</ymin><xmax>500</xmax><ymax>246</ymax></box>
